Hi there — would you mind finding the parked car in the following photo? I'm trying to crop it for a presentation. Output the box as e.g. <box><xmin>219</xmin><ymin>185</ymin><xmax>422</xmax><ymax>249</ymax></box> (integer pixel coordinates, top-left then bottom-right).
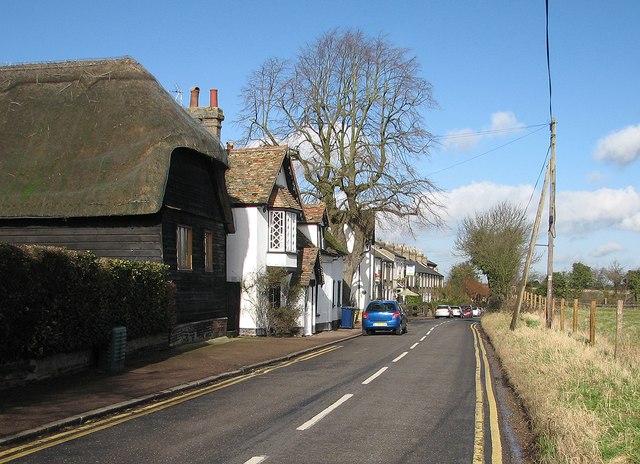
<box><xmin>461</xmin><ymin>305</ymin><xmax>473</xmax><ymax>318</ymax></box>
<box><xmin>472</xmin><ymin>307</ymin><xmax>482</xmax><ymax>317</ymax></box>
<box><xmin>362</xmin><ymin>300</ymin><xmax>408</xmax><ymax>335</ymax></box>
<box><xmin>434</xmin><ymin>304</ymin><xmax>452</xmax><ymax>318</ymax></box>
<box><xmin>450</xmin><ymin>305</ymin><xmax>463</xmax><ymax>318</ymax></box>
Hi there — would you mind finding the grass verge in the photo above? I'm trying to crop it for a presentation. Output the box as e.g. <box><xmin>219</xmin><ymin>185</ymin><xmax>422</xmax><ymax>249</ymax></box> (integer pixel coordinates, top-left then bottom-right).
<box><xmin>482</xmin><ymin>312</ymin><xmax>640</xmax><ymax>463</ymax></box>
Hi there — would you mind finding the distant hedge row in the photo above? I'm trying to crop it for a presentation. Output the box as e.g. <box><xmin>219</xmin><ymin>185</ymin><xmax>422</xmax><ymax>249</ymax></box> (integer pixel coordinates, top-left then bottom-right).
<box><xmin>0</xmin><ymin>243</ymin><xmax>176</xmax><ymax>363</ymax></box>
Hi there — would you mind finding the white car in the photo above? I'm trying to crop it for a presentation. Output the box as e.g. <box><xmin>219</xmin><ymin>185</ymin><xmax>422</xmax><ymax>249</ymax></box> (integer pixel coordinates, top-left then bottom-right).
<box><xmin>472</xmin><ymin>307</ymin><xmax>482</xmax><ymax>317</ymax></box>
<box><xmin>434</xmin><ymin>305</ymin><xmax>452</xmax><ymax>318</ymax></box>
<box><xmin>450</xmin><ymin>305</ymin><xmax>462</xmax><ymax>318</ymax></box>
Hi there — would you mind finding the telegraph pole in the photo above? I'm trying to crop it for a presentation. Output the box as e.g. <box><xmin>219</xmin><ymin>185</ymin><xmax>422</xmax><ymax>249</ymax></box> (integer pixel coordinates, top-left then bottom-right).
<box><xmin>546</xmin><ymin>118</ymin><xmax>556</xmax><ymax>328</ymax></box>
<box><xmin>510</xmin><ymin>161</ymin><xmax>550</xmax><ymax>330</ymax></box>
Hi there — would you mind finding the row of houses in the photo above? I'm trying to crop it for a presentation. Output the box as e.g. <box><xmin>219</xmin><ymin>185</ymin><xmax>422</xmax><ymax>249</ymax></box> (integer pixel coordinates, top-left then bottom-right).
<box><xmin>0</xmin><ymin>57</ymin><xmax>443</xmax><ymax>342</ymax></box>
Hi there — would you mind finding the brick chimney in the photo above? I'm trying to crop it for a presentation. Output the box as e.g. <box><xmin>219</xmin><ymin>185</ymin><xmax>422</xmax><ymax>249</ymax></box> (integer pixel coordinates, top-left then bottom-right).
<box><xmin>189</xmin><ymin>87</ymin><xmax>224</xmax><ymax>140</ymax></box>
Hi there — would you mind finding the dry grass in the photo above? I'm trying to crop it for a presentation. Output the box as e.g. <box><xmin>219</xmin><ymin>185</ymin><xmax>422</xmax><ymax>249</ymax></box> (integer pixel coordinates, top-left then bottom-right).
<box><xmin>482</xmin><ymin>312</ymin><xmax>640</xmax><ymax>463</ymax></box>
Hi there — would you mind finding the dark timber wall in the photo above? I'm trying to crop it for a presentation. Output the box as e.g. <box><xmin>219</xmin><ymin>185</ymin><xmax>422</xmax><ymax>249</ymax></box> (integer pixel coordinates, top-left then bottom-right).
<box><xmin>0</xmin><ymin>148</ymin><xmax>231</xmax><ymax>326</ymax></box>
<box><xmin>159</xmin><ymin>149</ymin><xmax>229</xmax><ymax>324</ymax></box>
<box><xmin>0</xmin><ymin>216</ymin><xmax>163</xmax><ymax>262</ymax></box>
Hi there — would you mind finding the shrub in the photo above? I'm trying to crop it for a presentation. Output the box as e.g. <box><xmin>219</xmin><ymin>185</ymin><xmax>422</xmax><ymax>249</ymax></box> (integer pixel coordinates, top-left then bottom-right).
<box><xmin>0</xmin><ymin>243</ymin><xmax>175</xmax><ymax>363</ymax></box>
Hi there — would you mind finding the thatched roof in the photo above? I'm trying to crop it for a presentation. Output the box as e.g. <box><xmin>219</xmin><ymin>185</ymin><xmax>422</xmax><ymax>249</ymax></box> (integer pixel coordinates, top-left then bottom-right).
<box><xmin>0</xmin><ymin>57</ymin><xmax>228</xmax><ymax>218</ymax></box>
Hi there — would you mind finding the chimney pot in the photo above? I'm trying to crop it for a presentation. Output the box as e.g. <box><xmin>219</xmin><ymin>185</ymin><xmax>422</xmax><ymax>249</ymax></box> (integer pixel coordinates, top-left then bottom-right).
<box><xmin>190</xmin><ymin>87</ymin><xmax>200</xmax><ymax>108</ymax></box>
<box><xmin>210</xmin><ymin>89</ymin><xmax>218</xmax><ymax>108</ymax></box>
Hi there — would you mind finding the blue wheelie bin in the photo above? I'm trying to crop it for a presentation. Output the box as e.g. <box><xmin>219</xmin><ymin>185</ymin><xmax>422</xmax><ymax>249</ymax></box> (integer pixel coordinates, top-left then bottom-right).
<box><xmin>341</xmin><ymin>306</ymin><xmax>356</xmax><ymax>329</ymax></box>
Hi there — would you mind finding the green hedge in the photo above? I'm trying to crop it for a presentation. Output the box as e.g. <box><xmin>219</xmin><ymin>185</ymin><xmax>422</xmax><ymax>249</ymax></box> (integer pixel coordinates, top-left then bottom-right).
<box><xmin>0</xmin><ymin>243</ymin><xmax>175</xmax><ymax>363</ymax></box>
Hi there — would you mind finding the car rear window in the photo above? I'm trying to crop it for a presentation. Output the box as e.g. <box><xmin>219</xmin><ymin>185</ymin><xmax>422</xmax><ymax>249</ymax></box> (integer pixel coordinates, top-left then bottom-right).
<box><xmin>367</xmin><ymin>302</ymin><xmax>396</xmax><ymax>312</ymax></box>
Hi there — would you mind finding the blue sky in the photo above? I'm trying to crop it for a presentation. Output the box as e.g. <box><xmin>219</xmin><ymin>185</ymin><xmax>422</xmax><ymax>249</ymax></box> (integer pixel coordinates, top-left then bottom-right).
<box><xmin>3</xmin><ymin>0</ymin><xmax>639</xmax><ymax>279</ymax></box>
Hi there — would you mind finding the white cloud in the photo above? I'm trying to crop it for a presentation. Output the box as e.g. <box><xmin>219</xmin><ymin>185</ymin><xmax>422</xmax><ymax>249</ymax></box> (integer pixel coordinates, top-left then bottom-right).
<box><xmin>378</xmin><ymin>182</ymin><xmax>640</xmax><ymax>276</ymax></box>
<box><xmin>621</xmin><ymin>212</ymin><xmax>640</xmax><ymax>231</ymax></box>
<box><xmin>414</xmin><ymin>183</ymin><xmax>640</xmax><ymax>243</ymax></box>
<box><xmin>557</xmin><ymin>186</ymin><xmax>640</xmax><ymax>234</ymax></box>
<box><xmin>435</xmin><ymin>181</ymin><xmax>535</xmax><ymax>223</ymax></box>
<box><xmin>593</xmin><ymin>124</ymin><xmax>640</xmax><ymax>166</ymax></box>
<box><xmin>592</xmin><ymin>242</ymin><xmax>624</xmax><ymax>258</ymax></box>
<box><xmin>491</xmin><ymin>111</ymin><xmax>525</xmax><ymax>132</ymax></box>
<box><xmin>441</xmin><ymin>111</ymin><xmax>525</xmax><ymax>152</ymax></box>
<box><xmin>441</xmin><ymin>128</ymin><xmax>482</xmax><ymax>151</ymax></box>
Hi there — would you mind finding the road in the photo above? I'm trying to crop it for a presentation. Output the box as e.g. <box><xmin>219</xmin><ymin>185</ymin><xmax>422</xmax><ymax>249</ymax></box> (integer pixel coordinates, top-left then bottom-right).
<box><xmin>4</xmin><ymin>318</ymin><xmax>520</xmax><ymax>463</ymax></box>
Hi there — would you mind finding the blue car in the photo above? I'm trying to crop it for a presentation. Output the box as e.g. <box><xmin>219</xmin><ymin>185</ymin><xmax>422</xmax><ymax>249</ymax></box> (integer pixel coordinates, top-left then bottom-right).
<box><xmin>362</xmin><ymin>300</ymin><xmax>408</xmax><ymax>335</ymax></box>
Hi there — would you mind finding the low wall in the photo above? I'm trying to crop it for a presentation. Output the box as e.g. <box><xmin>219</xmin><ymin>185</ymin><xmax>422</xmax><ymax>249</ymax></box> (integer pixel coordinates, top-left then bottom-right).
<box><xmin>0</xmin><ymin>318</ymin><xmax>228</xmax><ymax>390</ymax></box>
<box><xmin>169</xmin><ymin>317</ymin><xmax>227</xmax><ymax>347</ymax></box>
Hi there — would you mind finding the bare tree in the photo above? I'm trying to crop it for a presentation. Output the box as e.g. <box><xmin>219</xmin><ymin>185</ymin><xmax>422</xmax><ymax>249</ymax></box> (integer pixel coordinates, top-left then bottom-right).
<box><xmin>602</xmin><ymin>260</ymin><xmax>626</xmax><ymax>297</ymax></box>
<box><xmin>455</xmin><ymin>201</ymin><xmax>530</xmax><ymax>309</ymax></box>
<box><xmin>236</xmin><ymin>29</ymin><xmax>442</xmax><ymax>295</ymax></box>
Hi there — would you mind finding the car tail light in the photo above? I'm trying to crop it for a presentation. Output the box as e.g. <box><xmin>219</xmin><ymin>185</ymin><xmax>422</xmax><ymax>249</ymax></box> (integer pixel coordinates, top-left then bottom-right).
<box><xmin>363</xmin><ymin>312</ymin><xmax>369</xmax><ymax>319</ymax></box>
<box><xmin>392</xmin><ymin>310</ymin><xmax>400</xmax><ymax>318</ymax></box>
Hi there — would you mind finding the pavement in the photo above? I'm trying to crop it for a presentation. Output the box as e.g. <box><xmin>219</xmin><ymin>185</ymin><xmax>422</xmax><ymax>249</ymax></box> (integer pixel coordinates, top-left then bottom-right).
<box><xmin>0</xmin><ymin>327</ymin><xmax>362</xmax><ymax>446</ymax></box>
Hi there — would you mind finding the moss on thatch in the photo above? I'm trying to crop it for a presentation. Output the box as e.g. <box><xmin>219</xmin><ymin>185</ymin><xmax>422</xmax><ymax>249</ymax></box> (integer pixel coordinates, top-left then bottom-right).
<box><xmin>0</xmin><ymin>57</ymin><xmax>227</xmax><ymax>218</ymax></box>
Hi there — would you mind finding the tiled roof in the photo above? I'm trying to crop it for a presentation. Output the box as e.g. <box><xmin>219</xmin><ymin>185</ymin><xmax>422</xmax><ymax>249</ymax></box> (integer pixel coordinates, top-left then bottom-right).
<box><xmin>302</xmin><ymin>203</ymin><xmax>326</xmax><ymax>224</ymax></box>
<box><xmin>226</xmin><ymin>146</ymin><xmax>300</xmax><ymax>207</ymax></box>
<box><xmin>269</xmin><ymin>186</ymin><xmax>302</xmax><ymax>211</ymax></box>
<box><xmin>299</xmin><ymin>247</ymin><xmax>323</xmax><ymax>286</ymax></box>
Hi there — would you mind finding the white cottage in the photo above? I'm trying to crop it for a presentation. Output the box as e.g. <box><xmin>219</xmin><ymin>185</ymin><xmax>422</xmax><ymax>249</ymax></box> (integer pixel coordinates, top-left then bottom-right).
<box><xmin>225</xmin><ymin>146</ymin><xmax>343</xmax><ymax>336</ymax></box>
<box><xmin>300</xmin><ymin>204</ymin><xmax>346</xmax><ymax>332</ymax></box>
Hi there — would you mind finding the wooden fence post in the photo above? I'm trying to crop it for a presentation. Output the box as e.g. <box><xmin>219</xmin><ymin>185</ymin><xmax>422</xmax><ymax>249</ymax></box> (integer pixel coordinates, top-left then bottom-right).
<box><xmin>572</xmin><ymin>299</ymin><xmax>578</xmax><ymax>334</ymax></box>
<box><xmin>615</xmin><ymin>300</ymin><xmax>624</xmax><ymax>360</ymax></box>
<box><xmin>560</xmin><ymin>298</ymin><xmax>565</xmax><ymax>331</ymax></box>
<box><xmin>589</xmin><ymin>301</ymin><xmax>596</xmax><ymax>347</ymax></box>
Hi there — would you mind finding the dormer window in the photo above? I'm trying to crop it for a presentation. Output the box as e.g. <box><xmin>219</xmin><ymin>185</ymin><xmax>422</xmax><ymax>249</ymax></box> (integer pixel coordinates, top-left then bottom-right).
<box><xmin>269</xmin><ymin>210</ymin><xmax>297</xmax><ymax>252</ymax></box>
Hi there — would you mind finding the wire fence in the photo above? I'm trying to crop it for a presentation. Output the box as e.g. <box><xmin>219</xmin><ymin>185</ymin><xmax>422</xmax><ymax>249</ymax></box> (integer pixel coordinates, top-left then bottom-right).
<box><xmin>522</xmin><ymin>292</ymin><xmax>639</xmax><ymax>369</ymax></box>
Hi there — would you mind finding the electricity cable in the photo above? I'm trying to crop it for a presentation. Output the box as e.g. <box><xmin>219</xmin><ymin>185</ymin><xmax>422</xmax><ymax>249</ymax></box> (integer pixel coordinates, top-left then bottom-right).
<box><xmin>546</xmin><ymin>0</ymin><xmax>553</xmax><ymax>121</ymax></box>
<box><xmin>427</xmin><ymin>125</ymin><xmax>547</xmax><ymax>176</ymax></box>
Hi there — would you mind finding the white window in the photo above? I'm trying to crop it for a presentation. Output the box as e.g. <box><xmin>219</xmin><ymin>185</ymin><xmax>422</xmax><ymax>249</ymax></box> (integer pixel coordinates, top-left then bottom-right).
<box><xmin>177</xmin><ymin>225</ymin><xmax>192</xmax><ymax>271</ymax></box>
<box><xmin>269</xmin><ymin>210</ymin><xmax>297</xmax><ymax>252</ymax></box>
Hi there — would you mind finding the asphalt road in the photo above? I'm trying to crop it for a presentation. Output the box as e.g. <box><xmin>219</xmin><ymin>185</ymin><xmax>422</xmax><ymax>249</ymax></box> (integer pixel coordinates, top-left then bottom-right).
<box><xmin>8</xmin><ymin>318</ymin><xmax>516</xmax><ymax>463</ymax></box>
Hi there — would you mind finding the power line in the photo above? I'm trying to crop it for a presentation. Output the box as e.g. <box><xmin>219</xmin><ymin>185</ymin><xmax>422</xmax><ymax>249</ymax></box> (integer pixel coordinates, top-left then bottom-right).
<box><xmin>433</xmin><ymin>123</ymin><xmax>548</xmax><ymax>140</ymax></box>
<box><xmin>427</xmin><ymin>125</ymin><xmax>547</xmax><ymax>176</ymax></box>
<box><xmin>524</xmin><ymin>144</ymin><xmax>551</xmax><ymax>214</ymax></box>
<box><xmin>546</xmin><ymin>0</ymin><xmax>553</xmax><ymax>121</ymax></box>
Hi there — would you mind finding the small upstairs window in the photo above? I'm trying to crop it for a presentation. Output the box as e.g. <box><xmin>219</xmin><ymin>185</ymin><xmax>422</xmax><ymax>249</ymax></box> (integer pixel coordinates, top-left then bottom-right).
<box><xmin>269</xmin><ymin>210</ymin><xmax>297</xmax><ymax>252</ymax></box>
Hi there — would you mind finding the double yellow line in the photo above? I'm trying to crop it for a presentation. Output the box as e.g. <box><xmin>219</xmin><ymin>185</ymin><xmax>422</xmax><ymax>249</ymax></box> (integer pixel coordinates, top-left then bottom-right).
<box><xmin>0</xmin><ymin>345</ymin><xmax>342</xmax><ymax>463</ymax></box>
<box><xmin>471</xmin><ymin>323</ymin><xmax>503</xmax><ymax>464</ymax></box>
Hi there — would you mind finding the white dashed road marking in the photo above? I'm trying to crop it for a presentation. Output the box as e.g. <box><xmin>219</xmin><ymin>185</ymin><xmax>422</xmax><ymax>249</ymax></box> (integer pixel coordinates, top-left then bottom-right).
<box><xmin>362</xmin><ymin>367</ymin><xmax>388</xmax><ymax>385</ymax></box>
<box><xmin>392</xmin><ymin>351</ymin><xmax>408</xmax><ymax>362</ymax></box>
<box><xmin>244</xmin><ymin>456</ymin><xmax>268</xmax><ymax>464</ymax></box>
<box><xmin>296</xmin><ymin>394</ymin><xmax>354</xmax><ymax>431</ymax></box>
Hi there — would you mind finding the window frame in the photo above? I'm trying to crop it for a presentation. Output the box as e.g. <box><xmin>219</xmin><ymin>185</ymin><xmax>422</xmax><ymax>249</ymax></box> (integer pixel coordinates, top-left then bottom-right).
<box><xmin>204</xmin><ymin>230</ymin><xmax>214</xmax><ymax>273</ymax></box>
<box><xmin>268</xmin><ymin>209</ymin><xmax>297</xmax><ymax>252</ymax></box>
<box><xmin>176</xmin><ymin>225</ymin><xmax>193</xmax><ymax>271</ymax></box>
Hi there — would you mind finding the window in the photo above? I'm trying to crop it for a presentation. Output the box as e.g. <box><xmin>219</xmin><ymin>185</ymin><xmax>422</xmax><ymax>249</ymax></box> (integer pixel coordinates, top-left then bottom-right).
<box><xmin>268</xmin><ymin>286</ymin><xmax>281</xmax><ymax>309</ymax></box>
<box><xmin>269</xmin><ymin>210</ymin><xmax>297</xmax><ymax>252</ymax></box>
<box><xmin>177</xmin><ymin>225</ymin><xmax>192</xmax><ymax>271</ymax></box>
<box><xmin>204</xmin><ymin>231</ymin><xmax>214</xmax><ymax>272</ymax></box>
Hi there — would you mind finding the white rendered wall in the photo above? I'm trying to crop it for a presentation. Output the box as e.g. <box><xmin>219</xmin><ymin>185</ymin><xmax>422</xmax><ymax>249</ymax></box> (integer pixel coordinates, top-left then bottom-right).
<box><xmin>227</xmin><ymin>207</ymin><xmax>270</xmax><ymax>331</ymax></box>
